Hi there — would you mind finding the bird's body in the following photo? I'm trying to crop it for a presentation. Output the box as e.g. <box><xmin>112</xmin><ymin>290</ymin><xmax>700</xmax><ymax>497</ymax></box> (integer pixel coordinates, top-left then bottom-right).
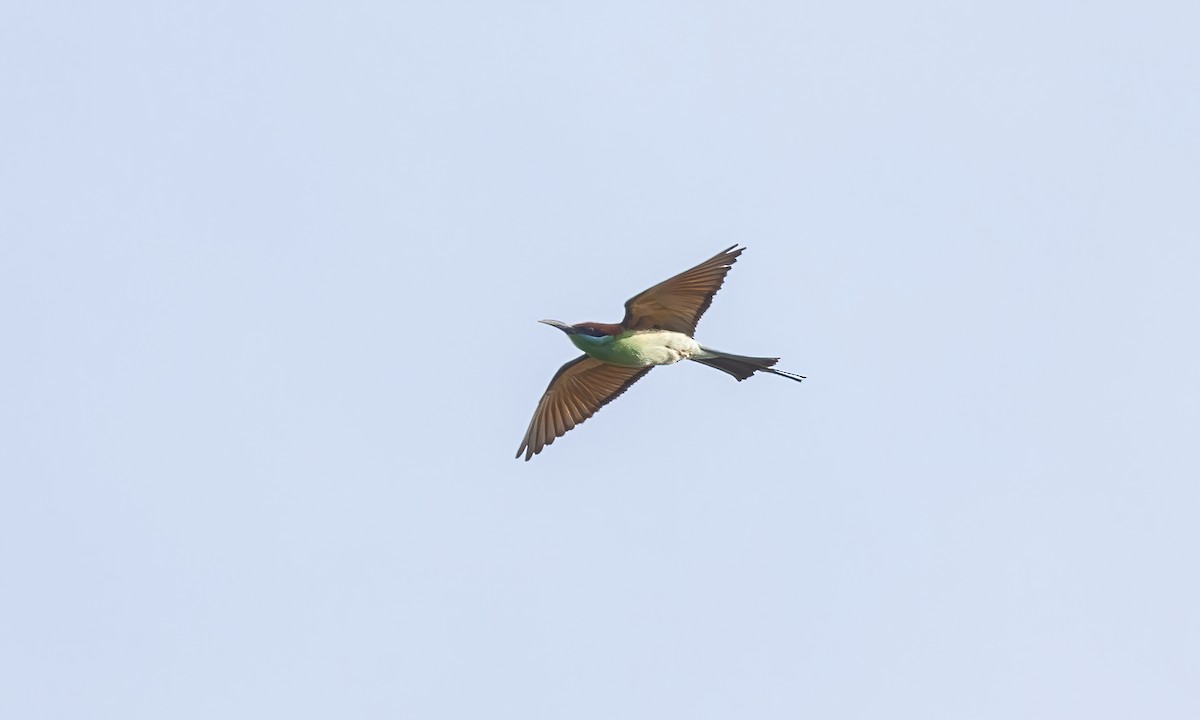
<box><xmin>566</xmin><ymin>327</ymin><xmax>705</xmax><ymax>367</ymax></box>
<box><xmin>517</xmin><ymin>246</ymin><xmax>804</xmax><ymax>461</ymax></box>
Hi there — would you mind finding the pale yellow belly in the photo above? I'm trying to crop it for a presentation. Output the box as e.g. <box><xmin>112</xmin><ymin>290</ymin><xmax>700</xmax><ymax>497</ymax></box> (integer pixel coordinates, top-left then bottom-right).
<box><xmin>573</xmin><ymin>330</ymin><xmax>703</xmax><ymax>367</ymax></box>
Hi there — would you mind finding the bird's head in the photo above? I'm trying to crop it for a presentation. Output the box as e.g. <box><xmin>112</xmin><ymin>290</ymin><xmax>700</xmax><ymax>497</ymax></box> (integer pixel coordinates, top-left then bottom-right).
<box><xmin>539</xmin><ymin>319</ymin><xmax>623</xmax><ymax>348</ymax></box>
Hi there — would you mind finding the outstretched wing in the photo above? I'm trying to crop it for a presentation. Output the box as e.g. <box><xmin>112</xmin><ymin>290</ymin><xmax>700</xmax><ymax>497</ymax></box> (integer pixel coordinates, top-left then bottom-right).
<box><xmin>621</xmin><ymin>245</ymin><xmax>744</xmax><ymax>335</ymax></box>
<box><xmin>516</xmin><ymin>356</ymin><xmax>652</xmax><ymax>461</ymax></box>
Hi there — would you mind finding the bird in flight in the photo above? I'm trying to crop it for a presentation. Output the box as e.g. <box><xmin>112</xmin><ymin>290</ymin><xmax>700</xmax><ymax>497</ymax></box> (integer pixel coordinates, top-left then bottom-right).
<box><xmin>516</xmin><ymin>245</ymin><xmax>804</xmax><ymax>461</ymax></box>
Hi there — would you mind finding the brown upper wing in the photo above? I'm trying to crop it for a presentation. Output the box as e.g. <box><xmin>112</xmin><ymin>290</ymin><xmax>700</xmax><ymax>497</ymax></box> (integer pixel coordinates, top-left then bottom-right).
<box><xmin>516</xmin><ymin>355</ymin><xmax>652</xmax><ymax>461</ymax></box>
<box><xmin>621</xmin><ymin>245</ymin><xmax>744</xmax><ymax>335</ymax></box>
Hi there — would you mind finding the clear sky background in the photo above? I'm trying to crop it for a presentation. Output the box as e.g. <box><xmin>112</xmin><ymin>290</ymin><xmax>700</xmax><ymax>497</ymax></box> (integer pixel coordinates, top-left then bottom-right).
<box><xmin>2</xmin><ymin>2</ymin><xmax>1198</xmax><ymax>718</ymax></box>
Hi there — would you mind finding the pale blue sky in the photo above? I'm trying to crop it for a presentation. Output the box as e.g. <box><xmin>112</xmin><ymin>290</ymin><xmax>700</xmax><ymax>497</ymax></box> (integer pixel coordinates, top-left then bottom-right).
<box><xmin>2</xmin><ymin>2</ymin><xmax>1198</xmax><ymax>718</ymax></box>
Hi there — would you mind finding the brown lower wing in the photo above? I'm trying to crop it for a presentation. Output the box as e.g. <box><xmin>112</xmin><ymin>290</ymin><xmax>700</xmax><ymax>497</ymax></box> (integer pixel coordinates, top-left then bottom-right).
<box><xmin>621</xmin><ymin>245</ymin><xmax>743</xmax><ymax>335</ymax></box>
<box><xmin>517</xmin><ymin>356</ymin><xmax>652</xmax><ymax>461</ymax></box>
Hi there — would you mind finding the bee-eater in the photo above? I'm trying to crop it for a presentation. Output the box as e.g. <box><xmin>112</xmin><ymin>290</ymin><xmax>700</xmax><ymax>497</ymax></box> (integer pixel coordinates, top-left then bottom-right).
<box><xmin>516</xmin><ymin>245</ymin><xmax>804</xmax><ymax>461</ymax></box>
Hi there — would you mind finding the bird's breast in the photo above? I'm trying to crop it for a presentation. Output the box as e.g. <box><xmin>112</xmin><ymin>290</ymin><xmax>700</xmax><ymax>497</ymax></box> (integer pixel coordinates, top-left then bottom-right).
<box><xmin>572</xmin><ymin>330</ymin><xmax>700</xmax><ymax>367</ymax></box>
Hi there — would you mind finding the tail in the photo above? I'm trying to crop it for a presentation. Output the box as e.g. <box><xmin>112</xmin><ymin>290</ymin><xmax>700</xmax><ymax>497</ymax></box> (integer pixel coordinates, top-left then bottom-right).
<box><xmin>691</xmin><ymin>347</ymin><xmax>806</xmax><ymax>383</ymax></box>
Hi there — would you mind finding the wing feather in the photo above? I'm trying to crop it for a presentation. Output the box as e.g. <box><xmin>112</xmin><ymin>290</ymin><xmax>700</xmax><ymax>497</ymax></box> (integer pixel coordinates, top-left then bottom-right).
<box><xmin>621</xmin><ymin>245</ymin><xmax>744</xmax><ymax>335</ymax></box>
<box><xmin>516</xmin><ymin>356</ymin><xmax>652</xmax><ymax>461</ymax></box>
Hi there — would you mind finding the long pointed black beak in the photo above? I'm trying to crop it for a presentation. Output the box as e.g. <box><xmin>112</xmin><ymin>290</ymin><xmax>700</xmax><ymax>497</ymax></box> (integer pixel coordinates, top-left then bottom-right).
<box><xmin>538</xmin><ymin>319</ymin><xmax>575</xmax><ymax>334</ymax></box>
